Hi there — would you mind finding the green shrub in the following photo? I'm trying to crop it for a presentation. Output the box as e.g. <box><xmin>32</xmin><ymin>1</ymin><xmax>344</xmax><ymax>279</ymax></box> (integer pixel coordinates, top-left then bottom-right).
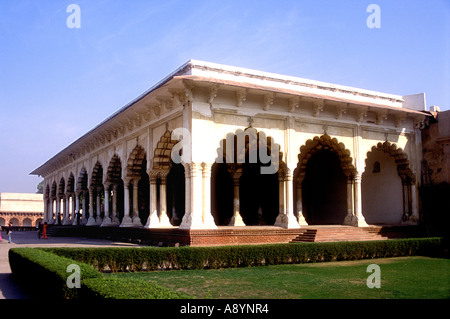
<box><xmin>82</xmin><ymin>277</ymin><xmax>192</xmax><ymax>299</ymax></box>
<box><xmin>9</xmin><ymin>248</ymin><xmax>193</xmax><ymax>299</ymax></box>
<box><xmin>8</xmin><ymin>248</ymin><xmax>101</xmax><ymax>299</ymax></box>
<box><xmin>44</xmin><ymin>237</ymin><xmax>446</xmax><ymax>273</ymax></box>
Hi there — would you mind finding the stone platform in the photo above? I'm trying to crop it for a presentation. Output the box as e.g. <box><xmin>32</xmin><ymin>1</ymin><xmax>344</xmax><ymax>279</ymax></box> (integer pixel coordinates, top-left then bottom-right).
<box><xmin>45</xmin><ymin>224</ymin><xmax>426</xmax><ymax>247</ymax></box>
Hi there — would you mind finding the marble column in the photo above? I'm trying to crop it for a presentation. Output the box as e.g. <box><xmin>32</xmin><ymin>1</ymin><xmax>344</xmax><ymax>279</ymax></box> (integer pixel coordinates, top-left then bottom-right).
<box><xmin>111</xmin><ymin>184</ymin><xmax>120</xmax><ymax>225</ymax></box>
<box><xmin>120</xmin><ymin>180</ymin><xmax>134</xmax><ymax>227</ymax></box>
<box><xmin>73</xmin><ymin>192</ymin><xmax>80</xmax><ymax>225</ymax></box>
<box><xmin>202</xmin><ymin>163</ymin><xmax>216</xmax><ymax>228</ymax></box>
<box><xmin>228</xmin><ymin>170</ymin><xmax>245</xmax><ymax>226</ymax></box>
<box><xmin>145</xmin><ymin>172</ymin><xmax>160</xmax><ymax>228</ymax></box>
<box><xmin>344</xmin><ymin>176</ymin><xmax>355</xmax><ymax>225</ymax></box>
<box><xmin>101</xmin><ymin>185</ymin><xmax>112</xmax><ymax>226</ymax></box>
<box><xmin>131</xmin><ymin>179</ymin><xmax>142</xmax><ymax>226</ymax></box>
<box><xmin>159</xmin><ymin>172</ymin><xmax>172</xmax><ymax>227</ymax></box>
<box><xmin>353</xmin><ymin>173</ymin><xmax>368</xmax><ymax>227</ymax></box>
<box><xmin>86</xmin><ymin>187</ymin><xmax>97</xmax><ymax>226</ymax></box>
<box><xmin>295</xmin><ymin>182</ymin><xmax>308</xmax><ymax>225</ymax></box>
<box><xmin>81</xmin><ymin>191</ymin><xmax>88</xmax><ymax>225</ymax></box>
<box><xmin>48</xmin><ymin>198</ymin><xmax>54</xmax><ymax>224</ymax></box>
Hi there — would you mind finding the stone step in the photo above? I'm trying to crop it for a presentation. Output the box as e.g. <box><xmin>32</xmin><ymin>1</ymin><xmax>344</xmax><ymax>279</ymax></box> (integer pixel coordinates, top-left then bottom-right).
<box><xmin>290</xmin><ymin>226</ymin><xmax>388</xmax><ymax>243</ymax></box>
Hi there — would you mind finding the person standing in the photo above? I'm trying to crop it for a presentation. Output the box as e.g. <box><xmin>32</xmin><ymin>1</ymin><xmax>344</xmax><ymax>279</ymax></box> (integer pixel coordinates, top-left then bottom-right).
<box><xmin>0</xmin><ymin>225</ymin><xmax>2</xmax><ymax>241</ymax></box>
<box><xmin>42</xmin><ymin>222</ymin><xmax>48</xmax><ymax>239</ymax></box>
<box><xmin>7</xmin><ymin>222</ymin><xmax>12</xmax><ymax>243</ymax></box>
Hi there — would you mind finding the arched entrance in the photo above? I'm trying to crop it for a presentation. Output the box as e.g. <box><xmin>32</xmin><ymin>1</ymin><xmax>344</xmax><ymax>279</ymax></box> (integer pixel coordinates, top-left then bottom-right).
<box><xmin>124</xmin><ymin>145</ymin><xmax>149</xmax><ymax>227</ymax></box>
<box><xmin>295</xmin><ymin>135</ymin><xmax>356</xmax><ymax>225</ymax></box>
<box><xmin>302</xmin><ymin>150</ymin><xmax>347</xmax><ymax>224</ymax></box>
<box><xmin>362</xmin><ymin>142</ymin><xmax>416</xmax><ymax>224</ymax></box>
<box><xmin>212</xmin><ymin>127</ymin><xmax>282</xmax><ymax>226</ymax></box>
<box><xmin>104</xmin><ymin>154</ymin><xmax>123</xmax><ymax>226</ymax></box>
<box><xmin>146</xmin><ymin>130</ymin><xmax>185</xmax><ymax>228</ymax></box>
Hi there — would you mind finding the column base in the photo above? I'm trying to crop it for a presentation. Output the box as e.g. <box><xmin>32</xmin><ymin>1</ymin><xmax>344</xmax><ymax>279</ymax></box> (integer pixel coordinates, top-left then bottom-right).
<box><xmin>144</xmin><ymin>213</ymin><xmax>161</xmax><ymax>228</ymax></box>
<box><xmin>179</xmin><ymin>212</ymin><xmax>218</xmax><ymax>230</ymax></box>
<box><xmin>86</xmin><ymin>216</ymin><xmax>97</xmax><ymax>226</ymax></box>
<box><xmin>119</xmin><ymin>216</ymin><xmax>134</xmax><ymax>227</ymax></box>
<box><xmin>275</xmin><ymin>214</ymin><xmax>301</xmax><ymax>229</ymax></box>
<box><xmin>228</xmin><ymin>213</ymin><xmax>246</xmax><ymax>226</ymax></box>
<box><xmin>158</xmin><ymin>213</ymin><xmax>173</xmax><ymax>227</ymax></box>
<box><xmin>100</xmin><ymin>217</ymin><xmax>112</xmax><ymax>227</ymax></box>
<box><xmin>352</xmin><ymin>215</ymin><xmax>369</xmax><ymax>227</ymax></box>
<box><xmin>132</xmin><ymin>216</ymin><xmax>142</xmax><ymax>227</ymax></box>
<box><xmin>297</xmin><ymin>213</ymin><xmax>308</xmax><ymax>226</ymax></box>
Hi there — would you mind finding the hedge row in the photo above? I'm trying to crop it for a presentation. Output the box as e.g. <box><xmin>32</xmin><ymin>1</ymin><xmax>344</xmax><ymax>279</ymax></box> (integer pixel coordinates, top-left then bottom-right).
<box><xmin>8</xmin><ymin>248</ymin><xmax>101</xmax><ymax>299</ymax></box>
<box><xmin>8</xmin><ymin>248</ymin><xmax>189</xmax><ymax>299</ymax></box>
<box><xmin>44</xmin><ymin>237</ymin><xmax>447</xmax><ymax>272</ymax></box>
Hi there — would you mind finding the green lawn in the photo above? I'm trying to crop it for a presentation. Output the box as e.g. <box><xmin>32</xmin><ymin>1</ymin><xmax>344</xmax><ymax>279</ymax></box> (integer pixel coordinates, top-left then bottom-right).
<box><xmin>108</xmin><ymin>256</ymin><xmax>450</xmax><ymax>299</ymax></box>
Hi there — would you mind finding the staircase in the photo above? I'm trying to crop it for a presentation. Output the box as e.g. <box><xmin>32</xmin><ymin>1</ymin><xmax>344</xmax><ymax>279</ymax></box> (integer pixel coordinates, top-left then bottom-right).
<box><xmin>291</xmin><ymin>226</ymin><xmax>387</xmax><ymax>243</ymax></box>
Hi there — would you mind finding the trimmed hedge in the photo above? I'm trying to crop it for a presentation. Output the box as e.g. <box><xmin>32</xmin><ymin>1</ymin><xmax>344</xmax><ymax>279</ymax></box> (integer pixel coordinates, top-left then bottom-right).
<box><xmin>8</xmin><ymin>248</ymin><xmax>101</xmax><ymax>299</ymax></box>
<box><xmin>44</xmin><ymin>237</ymin><xmax>447</xmax><ymax>273</ymax></box>
<box><xmin>83</xmin><ymin>277</ymin><xmax>192</xmax><ymax>299</ymax></box>
<box><xmin>8</xmin><ymin>248</ymin><xmax>190</xmax><ymax>299</ymax></box>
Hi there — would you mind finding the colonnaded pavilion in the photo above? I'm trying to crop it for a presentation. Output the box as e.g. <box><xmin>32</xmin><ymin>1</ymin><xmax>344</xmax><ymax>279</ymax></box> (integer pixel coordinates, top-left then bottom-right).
<box><xmin>31</xmin><ymin>60</ymin><xmax>430</xmax><ymax>245</ymax></box>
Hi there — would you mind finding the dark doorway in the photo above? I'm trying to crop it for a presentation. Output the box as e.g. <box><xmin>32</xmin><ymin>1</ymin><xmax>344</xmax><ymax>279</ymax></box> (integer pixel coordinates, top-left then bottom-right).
<box><xmin>239</xmin><ymin>162</ymin><xmax>279</xmax><ymax>225</ymax></box>
<box><xmin>302</xmin><ymin>150</ymin><xmax>347</xmax><ymax>224</ymax></box>
<box><xmin>166</xmin><ymin>162</ymin><xmax>185</xmax><ymax>226</ymax></box>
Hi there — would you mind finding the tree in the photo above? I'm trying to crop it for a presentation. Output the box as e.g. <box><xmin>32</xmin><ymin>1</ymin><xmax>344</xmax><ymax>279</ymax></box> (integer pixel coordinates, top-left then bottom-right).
<box><xmin>36</xmin><ymin>180</ymin><xmax>44</xmax><ymax>194</ymax></box>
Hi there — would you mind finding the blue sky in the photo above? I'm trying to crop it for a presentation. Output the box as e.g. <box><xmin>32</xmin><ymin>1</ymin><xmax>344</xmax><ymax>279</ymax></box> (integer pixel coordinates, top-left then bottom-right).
<box><xmin>0</xmin><ymin>0</ymin><xmax>449</xmax><ymax>193</ymax></box>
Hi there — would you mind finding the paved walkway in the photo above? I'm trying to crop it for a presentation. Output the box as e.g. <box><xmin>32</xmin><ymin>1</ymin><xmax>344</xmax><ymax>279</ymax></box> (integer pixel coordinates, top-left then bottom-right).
<box><xmin>0</xmin><ymin>230</ymin><xmax>138</xmax><ymax>299</ymax></box>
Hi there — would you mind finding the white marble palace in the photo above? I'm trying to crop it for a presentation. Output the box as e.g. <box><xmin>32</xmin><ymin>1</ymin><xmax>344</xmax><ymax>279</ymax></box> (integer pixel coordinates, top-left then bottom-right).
<box><xmin>31</xmin><ymin>60</ymin><xmax>429</xmax><ymax>232</ymax></box>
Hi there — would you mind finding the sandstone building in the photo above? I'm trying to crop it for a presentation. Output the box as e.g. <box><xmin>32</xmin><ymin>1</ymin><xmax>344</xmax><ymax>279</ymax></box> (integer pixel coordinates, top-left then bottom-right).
<box><xmin>31</xmin><ymin>60</ymin><xmax>430</xmax><ymax>239</ymax></box>
<box><xmin>0</xmin><ymin>193</ymin><xmax>44</xmax><ymax>227</ymax></box>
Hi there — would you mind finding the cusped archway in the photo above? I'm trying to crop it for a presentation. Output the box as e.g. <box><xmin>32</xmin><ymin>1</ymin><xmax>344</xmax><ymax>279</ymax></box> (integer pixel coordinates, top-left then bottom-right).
<box><xmin>212</xmin><ymin>127</ymin><xmax>284</xmax><ymax>226</ymax></box>
<box><xmin>362</xmin><ymin>141</ymin><xmax>416</xmax><ymax>225</ymax></box>
<box><xmin>295</xmin><ymin>135</ymin><xmax>355</xmax><ymax>225</ymax></box>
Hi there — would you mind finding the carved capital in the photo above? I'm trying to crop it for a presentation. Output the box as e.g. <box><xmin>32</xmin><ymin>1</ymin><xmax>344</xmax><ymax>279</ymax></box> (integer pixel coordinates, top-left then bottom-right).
<box><xmin>236</xmin><ymin>88</ymin><xmax>247</xmax><ymax>107</ymax></box>
<box><xmin>263</xmin><ymin>93</ymin><xmax>274</xmax><ymax>111</ymax></box>
<box><xmin>313</xmin><ymin>100</ymin><xmax>324</xmax><ymax>117</ymax></box>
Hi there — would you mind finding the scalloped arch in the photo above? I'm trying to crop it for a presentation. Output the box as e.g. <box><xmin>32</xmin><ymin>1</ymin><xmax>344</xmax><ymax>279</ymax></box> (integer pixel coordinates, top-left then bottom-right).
<box><xmin>296</xmin><ymin>134</ymin><xmax>355</xmax><ymax>181</ymax></box>
<box><xmin>366</xmin><ymin>141</ymin><xmax>415</xmax><ymax>182</ymax></box>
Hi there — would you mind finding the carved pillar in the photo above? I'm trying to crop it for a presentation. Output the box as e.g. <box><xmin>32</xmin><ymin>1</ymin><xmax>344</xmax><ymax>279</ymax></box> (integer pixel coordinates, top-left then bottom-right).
<box><xmin>120</xmin><ymin>180</ymin><xmax>133</xmax><ymax>227</ymax></box>
<box><xmin>73</xmin><ymin>192</ymin><xmax>80</xmax><ymax>225</ymax></box>
<box><xmin>179</xmin><ymin>164</ymin><xmax>192</xmax><ymax>229</ymax></box>
<box><xmin>43</xmin><ymin>197</ymin><xmax>49</xmax><ymax>223</ymax></box>
<box><xmin>101</xmin><ymin>185</ymin><xmax>112</xmax><ymax>226</ymax></box>
<box><xmin>48</xmin><ymin>198</ymin><xmax>54</xmax><ymax>224</ymax></box>
<box><xmin>353</xmin><ymin>173</ymin><xmax>368</xmax><ymax>227</ymax></box>
<box><xmin>276</xmin><ymin>170</ymin><xmax>300</xmax><ymax>229</ymax></box>
<box><xmin>159</xmin><ymin>172</ymin><xmax>172</xmax><ymax>227</ymax></box>
<box><xmin>131</xmin><ymin>178</ymin><xmax>142</xmax><ymax>226</ymax></box>
<box><xmin>410</xmin><ymin>181</ymin><xmax>419</xmax><ymax>222</ymax></box>
<box><xmin>54</xmin><ymin>196</ymin><xmax>61</xmax><ymax>225</ymax></box>
<box><xmin>111</xmin><ymin>184</ymin><xmax>120</xmax><ymax>225</ymax></box>
<box><xmin>71</xmin><ymin>193</ymin><xmax>76</xmax><ymax>223</ymax></box>
<box><xmin>179</xmin><ymin>163</ymin><xmax>217</xmax><ymax>229</ymax></box>
<box><xmin>62</xmin><ymin>195</ymin><xmax>71</xmax><ymax>225</ymax></box>
<box><xmin>344</xmin><ymin>176</ymin><xmax>355</xmax><ymax>225</ymax></box>
<box><xmin>202</xmin><ymin>163</ymin><xmax>216</xmax><ymax>228</ymax></box>
<box><xmin>81</xmin><ymin>191</ymin><xmax>88</xmax><ymax>225</ymax></box>
<box><xmin>95</xmin><ymin>190</ymin><xmax>103</xmax><ymax>225</ymax></box>
<box><xmin>86</xmin><ymin>187</ymin><xmax>97</xmax><ymax>226</ymax></box>
<box><xmin>144</xmin><ymin>171</ymin><xmax>160</xmax><ymax>228</ymax></box>
<box><xmin>228</xmin><ymin>169</ymin><xmax>245</xmax><ymax>226</ymax></box>
<box><xmin>295</xmin><ymin>182</ymin><xmax>308</xmax><ymax>225</ymax></box>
